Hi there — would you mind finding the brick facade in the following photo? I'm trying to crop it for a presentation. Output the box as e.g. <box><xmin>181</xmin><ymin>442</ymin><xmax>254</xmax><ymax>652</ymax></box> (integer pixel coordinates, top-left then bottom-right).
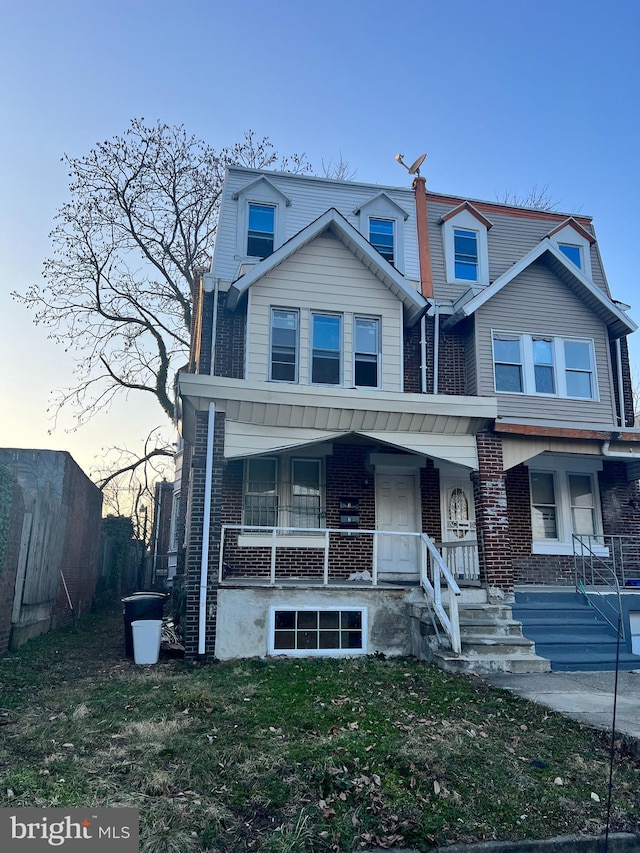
<box><xmin>472</xmin><ymin>433</ymin><xmax>514</xmax><ymax>592</ymax></box>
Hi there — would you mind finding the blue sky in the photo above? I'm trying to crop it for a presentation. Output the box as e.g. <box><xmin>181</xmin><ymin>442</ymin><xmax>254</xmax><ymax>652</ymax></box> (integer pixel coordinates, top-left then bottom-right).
<box><xmin>1</xmin><ymin>0</ymin><xmax>639</xmax><ymax>475</ymax></box>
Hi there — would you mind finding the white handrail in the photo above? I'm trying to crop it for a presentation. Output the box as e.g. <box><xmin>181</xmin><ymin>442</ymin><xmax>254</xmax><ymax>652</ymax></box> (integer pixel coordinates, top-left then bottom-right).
<box><xmin>419</xmin><ymin>533</ymin><xmax>462</xmax><ymax>654</ymax></box>
<box><xmin>219</xmin><ymin>524</ymin><xmax>464</xmax><ymax>653</ymax></box>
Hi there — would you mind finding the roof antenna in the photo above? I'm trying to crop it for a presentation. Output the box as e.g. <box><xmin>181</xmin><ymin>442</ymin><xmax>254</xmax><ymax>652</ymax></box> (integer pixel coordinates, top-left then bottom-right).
<box><xmin>395</xmin><ymin>152</ymin><xmax>426</xmax><ymax>177</ymax></box>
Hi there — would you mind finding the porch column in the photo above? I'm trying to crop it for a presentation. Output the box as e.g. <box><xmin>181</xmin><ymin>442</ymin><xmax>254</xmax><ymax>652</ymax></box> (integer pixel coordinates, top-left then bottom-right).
<box><xmin>471</xmin><ymin>432</ymin><xmax>514</xmax><ymax>596</ymax></box>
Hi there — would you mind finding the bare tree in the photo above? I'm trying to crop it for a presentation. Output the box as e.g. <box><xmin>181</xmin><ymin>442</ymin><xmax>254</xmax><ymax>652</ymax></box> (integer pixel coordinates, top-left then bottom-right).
<box><xmin>13</xmin><ymin>121</ymin><xmax>311</xmax><ymax>502</ymax></box>
<box><xmin>321</xmin><ymin>154</ymin><xmax>357</xmax><ymax>181</ymax></box>
<box><xmin>15</xmin><ymin>120</ymin><xmax>311</xmax><ymax>431</ymax></box>
<box><xmin>497</xmin><ymin>184</ymin><xmax>560</xmax><ymax>212</ymax></box>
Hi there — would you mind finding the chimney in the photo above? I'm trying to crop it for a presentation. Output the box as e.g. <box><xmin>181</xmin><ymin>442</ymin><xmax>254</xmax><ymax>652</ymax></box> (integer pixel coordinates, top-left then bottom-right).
<box><xmin>413</xmin><ymin>175</ymin><xmax>433</xmax><ymax>300</ymax></box>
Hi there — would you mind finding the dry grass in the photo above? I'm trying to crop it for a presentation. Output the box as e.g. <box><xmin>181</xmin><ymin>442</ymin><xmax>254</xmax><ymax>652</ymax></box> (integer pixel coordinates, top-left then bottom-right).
<box><xmin>0</xmin><ymin>609</ymin><xmax>639</xmax><ymax>851</ymax></box>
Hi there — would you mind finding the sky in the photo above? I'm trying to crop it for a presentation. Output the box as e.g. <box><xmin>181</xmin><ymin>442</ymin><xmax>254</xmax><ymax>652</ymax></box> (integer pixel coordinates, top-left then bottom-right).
<box><xmin>1</xmin><ymin>0</ymin><xmax>639</xmax><ymax>482</ymax></box>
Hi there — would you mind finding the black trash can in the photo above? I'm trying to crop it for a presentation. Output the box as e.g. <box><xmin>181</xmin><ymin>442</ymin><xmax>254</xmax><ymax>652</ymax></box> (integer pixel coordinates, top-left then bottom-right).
<box><xmin>122</xmin><ymin>593</ymin><xmax>168</xmax><ymax>658</ymax></box>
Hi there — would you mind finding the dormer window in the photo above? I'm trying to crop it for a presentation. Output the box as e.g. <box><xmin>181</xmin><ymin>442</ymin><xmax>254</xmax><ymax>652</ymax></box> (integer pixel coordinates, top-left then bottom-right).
<box><xmin>233</xmin><ymin>176</ymin><xmax>291</xmax><ymax>264</ymax></box>
<box><xmin>546</xmin><ymin>218</ymin><xmax>595</xmax><ymax>280</ymax></box>
<box><xmin>355</xmin><ymin>193</ymin><xmax>409</xmax><ymax>273</ymax></box>
<box><xmin>247</xmin><ymin>203</ymin><xmax>275</xmax><ymax>259</ymax></box>
<box><xmin>454</xmin><ymin>228</ymin><xmax>479</xmax><ymax>281</ymax></box>
<box><xmin>558</xmin><ymin>243</ymin><xmax>582</xmax><ymax>270</ymax></box>
<box><xmin>369</xmin><ymin>218</ymin><xmax>395</xmax><ymax>264</ymax></box>
<box><xmin>441</xmin><ymin>202</ymin><xmax>492</xmax><ymax>286</ymax></box>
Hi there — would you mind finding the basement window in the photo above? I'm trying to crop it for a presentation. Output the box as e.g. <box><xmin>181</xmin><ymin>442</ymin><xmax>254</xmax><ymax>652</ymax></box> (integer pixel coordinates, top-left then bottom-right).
<box><xmin>270</xmin><ymin>608</ymin><xmax>366</xmax><ymax>655</ymax></box>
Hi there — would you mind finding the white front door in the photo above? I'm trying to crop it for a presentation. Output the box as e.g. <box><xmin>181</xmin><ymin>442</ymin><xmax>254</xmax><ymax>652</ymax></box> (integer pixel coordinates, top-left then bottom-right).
<box><xmin>375</xmin><ymin>472</ymin><xmax>419</xmax><ymax>577</ymax></box>
<box><xmin>440</xmin><ymin>476</ymin><xmax>479</xmax><ymax>582</ymax></box>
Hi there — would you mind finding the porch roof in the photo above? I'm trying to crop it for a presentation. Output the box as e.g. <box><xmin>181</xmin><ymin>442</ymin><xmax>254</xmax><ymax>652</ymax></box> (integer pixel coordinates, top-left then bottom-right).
<box><xmin>178</xmin><ymin>375</ymin><xmax>496</xmax><ymax>469</ymax></box>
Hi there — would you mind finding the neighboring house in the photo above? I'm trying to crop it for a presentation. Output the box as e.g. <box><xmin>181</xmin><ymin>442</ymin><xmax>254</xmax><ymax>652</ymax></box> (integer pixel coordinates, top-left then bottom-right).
<box><xmin>0</xmin><ymin>449</ymin><xmax>103</xmax><ymax>651</ymax></box>
<box><xmin>176</xmin><ymin>166</ymin><xmax>640</xmax><ymax>671</ymax></box>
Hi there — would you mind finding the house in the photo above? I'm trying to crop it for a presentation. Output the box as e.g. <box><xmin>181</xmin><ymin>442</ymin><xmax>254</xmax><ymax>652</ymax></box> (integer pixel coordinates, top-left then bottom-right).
<box><xmin>0</xmin><ymin>449</ymin><xmax>103</xmax><ymax>651</ymax></box>
<box><xmin>175</xmin><ymin>165</ymin><xmax>640</xmax><ymax>671</ymax></box>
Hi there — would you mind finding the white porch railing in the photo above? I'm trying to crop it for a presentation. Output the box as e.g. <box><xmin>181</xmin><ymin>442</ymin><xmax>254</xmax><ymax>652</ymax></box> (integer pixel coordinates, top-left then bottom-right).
<box><xmin>218</xmin><ymin>525</ymin><xmax>463</xmax><ymax>655</ymax></box>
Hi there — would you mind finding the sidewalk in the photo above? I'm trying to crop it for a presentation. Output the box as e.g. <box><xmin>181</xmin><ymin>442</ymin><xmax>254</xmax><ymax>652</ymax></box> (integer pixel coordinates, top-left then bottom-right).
<box><xmin>483</xmin><ymin>669</ymin><xmax>640</xmax><ymax>742</ymax></box>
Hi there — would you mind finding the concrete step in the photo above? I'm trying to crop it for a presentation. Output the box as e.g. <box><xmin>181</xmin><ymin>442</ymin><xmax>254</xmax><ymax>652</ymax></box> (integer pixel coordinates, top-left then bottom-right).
<box><xmin>430</xmin><ymin>648</ymin><xmax>551</xmax><ymax>675</ymax></box>
<box><xmin>459</xmin><ymin>618</ymin><xmax>524</xmax><ymax>637</ymax></box>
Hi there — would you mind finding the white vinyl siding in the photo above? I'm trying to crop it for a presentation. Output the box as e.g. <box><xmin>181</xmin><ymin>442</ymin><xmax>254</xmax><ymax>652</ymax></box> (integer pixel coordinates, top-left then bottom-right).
<box><xmin>246</xmin><ymin>234</ymin><xmax>403</xmax><ymax>390</ymax></box>
<box><xmin>474</xmin><ymin>260</ymin><xmax>616</xmax><ymax>423</ymax></box>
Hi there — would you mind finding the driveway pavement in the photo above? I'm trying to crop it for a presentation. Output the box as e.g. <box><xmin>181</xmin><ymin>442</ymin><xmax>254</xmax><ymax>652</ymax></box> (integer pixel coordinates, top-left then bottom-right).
<box><xmin>483</xmin><ymin>669</ymin><xmax>640</xmax><ymax>743</ymax></box>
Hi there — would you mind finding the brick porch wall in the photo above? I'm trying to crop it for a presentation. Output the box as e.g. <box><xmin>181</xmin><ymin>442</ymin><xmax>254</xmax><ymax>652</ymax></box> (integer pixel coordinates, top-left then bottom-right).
<box><xmin>472</xmin><ymin>433</ymin><xmax>514</xmax><ymax>592</ymax></box>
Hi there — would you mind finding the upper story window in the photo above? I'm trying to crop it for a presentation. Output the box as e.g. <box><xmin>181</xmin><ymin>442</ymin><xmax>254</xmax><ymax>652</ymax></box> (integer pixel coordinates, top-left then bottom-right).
<box><xmin>369</xmin><ymin>218</ymin><xmax>395</xmax><ymax>264</ymax></box>
<box><xmin>454</xmin><ymin>228</ymin><xmax>479</xmax><ymax>281</ymax></box>
<box><xmin>546</xmin><ymin>218</ymin><xmax>595</xmax><ymax>280</ymax></box>
<box><xmin>247</xmin><ymin>203</ymin><xmax>275</xmax><ymax>259</ymax></box>
<box><xmin>233</xmin><ymin>176</ymin><xmax>291</xmax><ymax>264</ymax></box>
<box><xmin>441</xmin><ymin>202</ymin><xmax>492</xmax><ymax>286</ymax></box>
<box><xmin>270</xmin><ymin>308</ymin><xmax>299</xmax><ymax>382</ymax></box>
<box><xmin>355</xmin><ymin>193</ymin><xmax>409</xmax><ymax>274</ymax></box>
<box><xmin>354</xmin><ymin>317</ymin><xmax>380</xmax><ymax>388</ymax></box>
<box><xmin>558</xmin><ymin>243</ymin><xmax>582</xmax><ymax>269</ymax></box>
<box><xmin>311</xmin><ymin>313</ymin><xmax>341</xmax><ymax>385</ymax></box>
<box><xmin>492</xmin><ymin>332</ymin><xmax>597</xmax><ymax>400</ymax></box>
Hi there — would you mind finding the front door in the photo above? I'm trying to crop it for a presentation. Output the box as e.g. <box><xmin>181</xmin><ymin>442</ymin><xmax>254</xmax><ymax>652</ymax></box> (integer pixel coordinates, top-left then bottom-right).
<box><xmin>440</xmin><ymin>476</ymin><xmax>479</xmax><ymax>582</ymax></box>
<box><xmin>375</xmin><ymin>472</ymin><xmax>419</xmax><ymax>578</ymax></box>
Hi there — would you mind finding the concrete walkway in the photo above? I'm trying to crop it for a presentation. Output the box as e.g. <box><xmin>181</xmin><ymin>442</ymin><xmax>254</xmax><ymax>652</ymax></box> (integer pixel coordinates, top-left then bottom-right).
<box><xmin>483</xmin><ymin>669</ymin><xmax>640</xmax><ymax>743</ymax></box>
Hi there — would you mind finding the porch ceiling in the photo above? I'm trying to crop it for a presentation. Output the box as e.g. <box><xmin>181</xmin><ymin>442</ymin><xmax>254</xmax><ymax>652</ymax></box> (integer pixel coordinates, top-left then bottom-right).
<box><xmin>224</xmin><ymin>421</ymin><xmax>479</xmax><ymax>468</ymax></box>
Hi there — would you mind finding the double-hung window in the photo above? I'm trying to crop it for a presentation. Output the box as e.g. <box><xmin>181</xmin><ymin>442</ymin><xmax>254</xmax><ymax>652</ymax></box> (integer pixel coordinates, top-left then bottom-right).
<box><xmin>369</xmin><ymin>218</ymin><xmax>395</xmax><ymax>264</ymax></box>
<box><xmin>311</xmin><ymin>314</ymin><xmax>341</xmax><ymax>385</ymax></box>
<box><xmin>529</xmin><ymin>461</ymin><xmax>602</xmax><ymax>554</ymax></box>
<box><xmin>270</xmin><ymin>309</ymin><xmax>298</xmax><ymax>382</ymax></box>
<box><xmin>354</xmin><ymin>317</ymin><xmax>380</xmax><ymax>388</ymax></box>
<box><xmin>454</xmin><ymin>228</ymin><xmax>479</xmax><ymax>281</ymax></box>
<box><xmin>247</xmin><ymin>203</ymin><xmax>275</xmax><ymax>258</ymax></box>
<box><xmin>243</xmin><ymin>457</ymin><xmax>324</xmax><ymax>530</ymax></box>
<box><xmin>244</xmin><ymin>458</ymin><xmax>278</xmax><ymax>527</ymax></box>
<box><xmin>291</xmin><ymin>459</ymin><xmax>322</xmax><ymax>528</ymax></box>
<box><xmin>493</xmin><ymin>332</ymin><xmax>596</xmax><ymax>400</ymax></box>
<box><xmin>493</xmin><ymin>335</ymin><xmax>523</xmax><ymax>393</ymax></box>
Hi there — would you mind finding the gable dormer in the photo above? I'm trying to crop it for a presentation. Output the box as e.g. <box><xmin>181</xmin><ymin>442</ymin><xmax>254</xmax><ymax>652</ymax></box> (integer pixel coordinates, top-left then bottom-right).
<box><xmin>232</xmin><ymin>176</ymin><xmax>292</xmax><ymax>261</ymax></box>
<box><xmin>545</xmin><ymin>217</ymin><xmax>596</xmax><ymax>280</ymax></box>
<box><xmin>354</xmin><ymin>192</ymin><xmax>410</xmax><ymax>273</ymax></box>
<box><xmin>440</xmin><ymin>201</ymin><xmax>493</xmax><ymax>286</ymax></box>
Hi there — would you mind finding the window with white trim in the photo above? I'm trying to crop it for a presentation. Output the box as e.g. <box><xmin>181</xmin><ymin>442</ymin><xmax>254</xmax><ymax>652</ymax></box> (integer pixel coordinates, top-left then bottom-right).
<box><xmin>528</xmin><ymin>460</ymin><xmax>603</xmax><ymax>554</ymax></box>
<box><xmin>453</xmin><ymin>228</ymin><xmax>479</xmax><ymax>281</ymax></box>
<box><xmin>247</xmin><ymin>203</ymin><xmax>275</xmax><ymax>259</ymax></box>
<box><xmin>271</xmin><ymin>608</ymin><xmax>366</xmax><ymax>655</ymax></box>
<box><xmin>243</xmin><ymin>456</ymin><xmax>324</xmax><ymax>530</ymax></box>
<box><xmin>354</xmin><ymin>316</ymin><xmax>380</xmax><ymax>388</ymax></box>
<box><xmin>492</xmin><ymin>332</ymin><xmax>597</xmax><ymax>400</ymax></box>
<box><xmin>369</xmin><ymin>218</ymin><xmax>395</xmax><ymax>264</ymax></box>
<box><xmin>558</xmin><ymin>243</ymin><xmax>582</xmax><ymax>269</ymax></box>
<box><xmin>311</xmin><ymin>313</ymin><xmax>341</xmax><ymax>385</ymax></box>
<box><xmin>442</xmin><ymin>205</ymin><xmax>490</xmax><ymax>285</ymax></box>
<box><xmin>270</xmin><ymin>308</ymin><xmax>299</xmax><ymax>382</ymax></box>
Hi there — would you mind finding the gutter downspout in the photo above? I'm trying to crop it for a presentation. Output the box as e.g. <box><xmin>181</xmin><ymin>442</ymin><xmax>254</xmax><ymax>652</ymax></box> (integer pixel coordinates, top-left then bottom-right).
<box><xmin>211</xmin><ymin>277</ymin><xmax>219</xmax><ymax>376</ymax></box>
<box><xmin>420</xmin><ymin>315</ymin><xmax>427</xmax><ymax>394</ymax></box>
<box><xmin>198</xmin><ymin>401</ymin><xmax>216</xmax><ymax>656</ymax></box>
<box><xmin>433</xmin><ymin>303</ymin><xmax>440</xmax><ymax>395</ymax></box>
<box><xmin>615</xmin><ymin>339</ymin><xmax>625</xmax><ymax>428</ymax></box>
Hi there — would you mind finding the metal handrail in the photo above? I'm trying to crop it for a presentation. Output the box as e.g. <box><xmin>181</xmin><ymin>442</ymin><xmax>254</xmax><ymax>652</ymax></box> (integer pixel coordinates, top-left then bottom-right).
<box><xmin>573</xmin><ymin>534</ymin><xmax>624</xmax><ymax>639</ymax></box>
<box><xmin>219</xmin><ymin>524</ymin><xmax>464</xmax><ymax>654</ymax></box>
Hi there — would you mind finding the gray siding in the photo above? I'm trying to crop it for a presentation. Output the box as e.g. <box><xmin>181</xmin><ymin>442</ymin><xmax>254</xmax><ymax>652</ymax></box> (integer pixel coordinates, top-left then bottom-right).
<box><xmin>473</xmin><ymin>260</ymin><xmax>616</xmax><ymax>423</ymax></box>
